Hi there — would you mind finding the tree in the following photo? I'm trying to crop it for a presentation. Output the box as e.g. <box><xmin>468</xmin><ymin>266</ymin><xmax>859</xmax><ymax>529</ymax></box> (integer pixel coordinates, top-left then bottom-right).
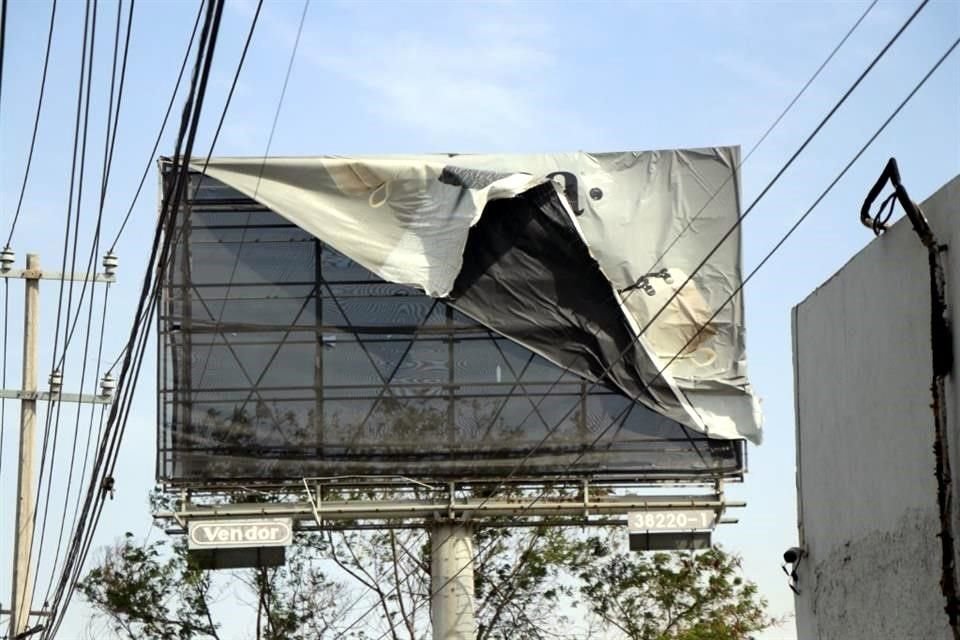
<box><xmin>78</xmin><ymin>530</ymin><xmax>350</xmax><ymax>640</ymax></box>
<box><xmin>473</xmin><ymin>524</ymin><xmax>585</xmax><ymax>639</ymax></box>
<box><xmin>574</xmin><ymin>542</ymin><xmax>778</xmax><ymax>640</ymax></box>
<box><xmin>79</xmin><ymin>533</ymin><xmax>220</xmax><ymax>640</ymax></box>
<box><xmin>79</xmin><ymin>523</ymin><xmax>776</xmax><ymax>640</ymax></box>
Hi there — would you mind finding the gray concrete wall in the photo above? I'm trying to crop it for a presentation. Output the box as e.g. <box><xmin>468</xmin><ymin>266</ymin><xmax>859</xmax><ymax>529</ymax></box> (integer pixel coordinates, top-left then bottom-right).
<box><xmin>792</xmin><ymin>174</ymin><xmax>960</xmax><ymax>640</ymax></box>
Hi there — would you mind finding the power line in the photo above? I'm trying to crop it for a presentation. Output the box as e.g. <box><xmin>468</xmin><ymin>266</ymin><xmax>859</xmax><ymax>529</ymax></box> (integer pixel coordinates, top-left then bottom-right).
<box><xmin>103</xmin><ymin>345</ymin><xmax>126</xmax><ymax>376</ymax></box>
<box><xmin>342</xmin><ymin>0</ymin><xmax>886</xmax><ymax>519</ymax></box>
<box><xmin>34</xmin><ymin>0</ymin><xmax>101</xmax><ymax>563</ymax></box>
<box><xmin>46</xmin><ymin>1</ymin><xmax>268</xmax><ymax>623</ymax></box>
<box><xmin>61</xmin><ymin>286</ymin><xmax>111</xmax><ymax>578</ymax></box>
<box><xmin>356</xmin><ymin>0</ymin><xmax>888</xmax><ymax>502</ymax></box>
<box><xmin>401</xmin><ymin>0</ymin><xmax>881</xmax><ymax>485</ymax></box>
<box><xmin>483</xmin><ymin>27</ymin><xmax>960</xmax><ymax>574</ymax></box>
<box><xmin>0</xmin><ymin>0</ymin><xmax>7</xmax><ymax>121</ymax></box>
<box><xmin>42</xmin><ymin>3</ymin><xmax>229</xmax><ymax>635</ymax></box>
<box><xmin>419</xmin><ymin>0</ymin><xmax>934</xmax><ymax>607</ymax></box>
<box><xmin>45</xmin><ymin>0</ymin><xmax>222</xmax><ymax>619</ymax></box>
<box><xmin>4</xmin><ymin>0</ymin><xmax>57</xmax><ymax>248</ymax></box>
<box><xmin>102</xmin><ymin>0</ymin><xmax>267</xmax><ymax>470</ymax></box>
<box><xmin>460</xmin><ymin>29</ymin><xmax>960</xmax><ymax>640</ymax></box>
<box><xmin>38</xmin><ymin>0</ymin><xmax>135</xmax><ymax>611</ymax></box>
<box><xmin>19</xmin><ymin>0</ymin><xmax>95</xmax><ymax>620</ymax></box>
<box><xmin>48</xmin><ymin>0</ymin><xmax>227</xmax><ymax>628</ymax></box>
<box><xmin>191</xmin><ymin>0</ymin><xmax>265</xmax><ymax>181</ymax></box>
<box><xmin>39</xmin><ymin>283</ymin><xmax>111</xmax><ymax>608</ymax></box>
<box><xmin>50</xmin><ymin>0</ymin><xmax>209</xmax><ymax>592</ymax></box>
<box><xmin>653</xmin><ymin>36</ymin><xmax>960</xmax><ymax>395</ymax></box>
<box><xmin>644</xmin><ymin>0</ymin><xmax>878</xmax><ymax>280</ymax></box>
<box><xmin>499</xmin><ymin>0</ymin><xmax>930</xmax><ymax>456</ymax></box>
<box><xmin>465</xmin><ymin>0</ymin><xmax>877</xmax><ymax>467</ymax></box>
<box><xmin>253</xmin><ymin>0</ymin><xmax>309</xmax><ymax>197</ymax></box>
<box><xmin>340</xmin><ymin>1</ymin><xmax>932</xmax><ymax>632</ymax></box>
<box><xmin>479</xmin><ymin>0</ymin><xmax>929</xmax><ymax>483</ymax></box>
<box><xmin>56</xmin><ymin>0</ymin><xmax>135</xmax><ymax>370</ymax></box>
<box><xmin>368</xmin><ymin>34</ymin><xmax>960</xmax><ymax>639</ymax></box>
<box><xmin>54</xmin><ymin>0</ymin><xmax>99</xmax><ymax>379</ymax></box>
<box><xmin>191</xmin><ymin>0</ymin><xmax>304</xmax><ymax>399</ymax></box>
<box><xmin>107</xmin><ymin>0</ymin><xmax>205</xmax><ymax>252</ymax></box>
<box><xmin>48</xmin><ymin>1</ymin><xmax>261</xmax><ymax>616</ymax></box>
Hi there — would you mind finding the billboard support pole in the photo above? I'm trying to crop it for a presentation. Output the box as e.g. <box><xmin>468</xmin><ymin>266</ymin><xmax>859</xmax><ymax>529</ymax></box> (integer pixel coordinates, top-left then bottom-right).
<box><xmin>431</xmin><ymin>522</ymin><xmax>477</xmax><ymax>640</ymax></box>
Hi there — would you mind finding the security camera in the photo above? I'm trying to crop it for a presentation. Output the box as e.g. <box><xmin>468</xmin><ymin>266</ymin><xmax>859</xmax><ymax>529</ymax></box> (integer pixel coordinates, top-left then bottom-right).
<box><xmin>783</xmin><ymin>546</ymin><xmax>805</xmax><ymax>564</ymax></box>
<box><xmin>782</xmin><ymin>547</ymin><xmax>805</xmax><ymax>594</ymax></box>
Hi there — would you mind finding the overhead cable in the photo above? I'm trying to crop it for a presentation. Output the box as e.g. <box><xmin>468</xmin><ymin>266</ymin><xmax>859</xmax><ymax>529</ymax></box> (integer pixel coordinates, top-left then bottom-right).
<box><xmin>489</xmin><ymin>0</ymin><xmax>930</xmax><ymax>463</ymax></box>
<box><xmin>190</xmin><ymin>0</ymin><xmax>304</xmax><ymax>393</ymax></box>
<box><xmin>107</xmin><ymin>0</ymin><xmax>205</xmax><ymax>252</ymax></box>
<box><xmin>644</xmin><ymin>0</ymin><xmax>877</xmax><ymax>278</ymax></box>
<box><xmin>56</xmin><ymin>0</ymin><xmax>135</xmax><ymax>368</ymax></box>
<box><xmin>43</xmin><ymin>3</ymin><xmax>228</xmax><ymax>635</ymax></box>
<box><xmin>252</xmin><ymin>0</ymin><xmax>309</xmax><ymax>197</ymax></box>
<box><xmin>355</xmin><ymin>0</ymin><xmax>888</xmax><ymax>505</ymax></box>
<box><xmin>0</xmin><ymin>0</ymin><xmax>7</xmax><ymax>113</ymax></box>
<box><xmin>5</xmin><ymin>0</ymin><xmax>58</xmax><ymax>248</ymax></box>
<box><xmin>341</xmin><ymin>1</ymin><xmax>934</xmax><ymax>632</ymax></box>
<box><xmin>43</xmin><ymin>0</ymin><xmax>223</xmax><ymax>625</ymax></box>
<box><xmin>467</xmin><ymin>0</ymin><xmax>931</xmax><ymax>488</ymax></box>
<box><xmin>39</xmin><ymin>0</ymin><xmax>134</xmax><ymax>611</ymax></box>
<box><xmin>409</xmin><ymin>29</ymin><xmax>960</xmax><ymax>635</ymax></box>
<box><xmin>21</xmin><ymin>0</ymin><xmax>95</xmax><ymax>620</ymax></box>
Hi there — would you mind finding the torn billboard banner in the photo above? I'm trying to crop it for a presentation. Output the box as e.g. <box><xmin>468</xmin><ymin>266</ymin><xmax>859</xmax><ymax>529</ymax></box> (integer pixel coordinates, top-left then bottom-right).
<box><xmin>187</xmin><ymin>149</ymin><xmax>762</xmax><ymax>445</ymax></box>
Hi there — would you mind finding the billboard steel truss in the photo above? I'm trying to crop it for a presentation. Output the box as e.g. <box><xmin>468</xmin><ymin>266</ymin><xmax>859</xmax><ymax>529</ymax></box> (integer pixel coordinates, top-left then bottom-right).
<box><xmin>158</xmin><ymin>167</ymin><xmax>746</xmax><ymax>489</ymax></box>
<box><xmin>157</xmin><ymin>476</ymin><xmax>743</xmax><ymax>533</ymax></box>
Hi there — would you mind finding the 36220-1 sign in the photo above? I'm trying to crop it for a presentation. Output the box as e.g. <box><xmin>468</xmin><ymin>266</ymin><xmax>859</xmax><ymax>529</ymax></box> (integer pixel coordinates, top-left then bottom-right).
<box><xmin>627</xmin><ymin>510</ymin><xmax>716</xmax><ymax>532</ymax></box>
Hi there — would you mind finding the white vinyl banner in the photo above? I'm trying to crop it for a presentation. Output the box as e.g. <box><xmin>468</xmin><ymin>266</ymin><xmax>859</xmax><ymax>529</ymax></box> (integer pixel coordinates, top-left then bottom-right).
<box><xmin>188</xmin><ymin>149</ymin><xmax>762</xmax><ymax>443</ymax></box>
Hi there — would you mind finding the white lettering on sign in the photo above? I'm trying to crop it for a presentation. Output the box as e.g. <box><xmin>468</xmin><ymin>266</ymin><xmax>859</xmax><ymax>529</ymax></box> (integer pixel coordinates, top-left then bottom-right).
<box><xmin>188</xmin><ymin>518</ymin><xmax>294</xmax><ymax>549</ymax></box>
<box><xmin>626</xmin><ymin>510</ymin><xmax>716</xmax><ymax>532</ymax></box>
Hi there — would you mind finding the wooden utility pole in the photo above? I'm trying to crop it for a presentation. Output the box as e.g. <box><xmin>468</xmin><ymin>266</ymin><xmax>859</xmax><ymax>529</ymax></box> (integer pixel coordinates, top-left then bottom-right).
<box><xmin>1</xmin><ymin>249</ymin><xmax>117</xmax><ymax>638</ymax></box>
<box><xmin>10</xmin><ymin>253</ymin><xmax>39</xmax><ymax>639</ymax></box>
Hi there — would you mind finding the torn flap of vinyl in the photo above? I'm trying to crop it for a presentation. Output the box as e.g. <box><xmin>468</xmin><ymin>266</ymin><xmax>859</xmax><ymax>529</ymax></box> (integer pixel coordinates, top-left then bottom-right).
<box><xmin>186</xmin><ymin>150</ymin><xmax>763</xmax><ymax>443</ymax></box>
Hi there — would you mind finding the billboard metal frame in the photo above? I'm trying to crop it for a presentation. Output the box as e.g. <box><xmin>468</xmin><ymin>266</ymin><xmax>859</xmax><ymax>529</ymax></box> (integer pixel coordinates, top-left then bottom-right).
<box><xmin>152</xmin><ymin>156</ymin><xmax>757</xmax><ymax>640</ymax></box>
<box><xmin>155</xmin><ymin>476</ymin><xmax>743</xmax><ymax>533</ymax></box>
<box><xmin>156</xmin><ymin>162</ymin><xmax>746</xmax><ymax>495</ymax></box>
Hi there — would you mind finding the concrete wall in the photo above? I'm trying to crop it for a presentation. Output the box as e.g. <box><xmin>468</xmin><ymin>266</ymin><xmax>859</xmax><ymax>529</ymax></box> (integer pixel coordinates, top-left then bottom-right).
<box><xmin>792</xmin><ymin>174</ymin><xmax>960</xmax><ymax>640</ymax></box>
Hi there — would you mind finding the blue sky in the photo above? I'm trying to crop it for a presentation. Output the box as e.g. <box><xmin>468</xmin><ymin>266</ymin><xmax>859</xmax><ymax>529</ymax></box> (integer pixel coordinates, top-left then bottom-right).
<box><xmin>1</xmin><ymin>0</ymin><xmax>958</xmax><ymax>638</ymax></box>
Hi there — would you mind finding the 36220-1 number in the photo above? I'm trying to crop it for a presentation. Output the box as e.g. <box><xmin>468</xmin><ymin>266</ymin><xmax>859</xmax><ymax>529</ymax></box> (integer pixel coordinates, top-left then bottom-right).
<box><xmin>635</xmin><ymin>510</ymin><xmax>712</xmax><ymax>530</ymax></box>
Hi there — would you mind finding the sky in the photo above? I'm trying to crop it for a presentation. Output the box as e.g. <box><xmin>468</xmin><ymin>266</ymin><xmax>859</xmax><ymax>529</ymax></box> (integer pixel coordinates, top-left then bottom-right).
<box><xmin>1</xmin><ymin>0</ymin><xmax>958</xmax><ymax>638</ymax></box>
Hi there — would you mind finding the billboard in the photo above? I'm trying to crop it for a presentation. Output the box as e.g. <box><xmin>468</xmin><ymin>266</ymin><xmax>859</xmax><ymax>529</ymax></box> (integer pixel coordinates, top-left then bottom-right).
<box><xmin>158</xmin><ymin>150</ymin><xmax>759</xmax><ymax>486</ymax></box>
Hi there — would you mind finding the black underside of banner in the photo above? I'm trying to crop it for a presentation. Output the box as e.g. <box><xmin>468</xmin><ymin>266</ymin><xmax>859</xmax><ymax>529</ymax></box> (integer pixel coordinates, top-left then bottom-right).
<box><xmin>449</xmin><ymin>183</ymin><xmax>672</xmax><ymax>414</ymax></box>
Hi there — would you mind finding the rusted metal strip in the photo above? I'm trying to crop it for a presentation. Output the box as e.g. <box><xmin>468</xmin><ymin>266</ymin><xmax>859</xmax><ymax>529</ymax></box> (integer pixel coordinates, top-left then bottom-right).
<box><xmin>862</xmin><ymin>158</ymin><xmax>958</xmax><ymax>638</ymax></box>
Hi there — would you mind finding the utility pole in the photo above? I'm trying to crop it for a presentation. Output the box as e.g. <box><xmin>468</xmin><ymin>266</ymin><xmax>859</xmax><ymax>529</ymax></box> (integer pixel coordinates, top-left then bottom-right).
<box><xmin>11</xmin><ymin>253</ymin><xmax>39</xmax><ymax>640</ymax></box>
<box><xmin>1</xmin><ymin>248</ymin><xmax>117</xmax><ymax>638</ymax></box>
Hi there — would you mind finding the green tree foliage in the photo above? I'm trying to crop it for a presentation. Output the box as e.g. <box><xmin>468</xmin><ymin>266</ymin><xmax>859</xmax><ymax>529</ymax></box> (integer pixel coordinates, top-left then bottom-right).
<box><xmin>79</xmin><ymin>525</ymin><xmax>775</xmax><ymax>639</ymax></box>
<box><xmin>78</xmin><ymin>533</ymin><xmax>219</xmax><ymax>640</ymax></box>
<box><xmin>573</xmin><ymin>543</ymin><xmax>776</xmax><ymax>640</ymax></box>
<box><xmin>78</xmin><ymin>531</ymin><xmax>348</xmax><ymax>640</ymax></box>
<box><xmin>474</xmin><ymin>525</ymin><xmax>584</xmax><ymax>639</ymax></box>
